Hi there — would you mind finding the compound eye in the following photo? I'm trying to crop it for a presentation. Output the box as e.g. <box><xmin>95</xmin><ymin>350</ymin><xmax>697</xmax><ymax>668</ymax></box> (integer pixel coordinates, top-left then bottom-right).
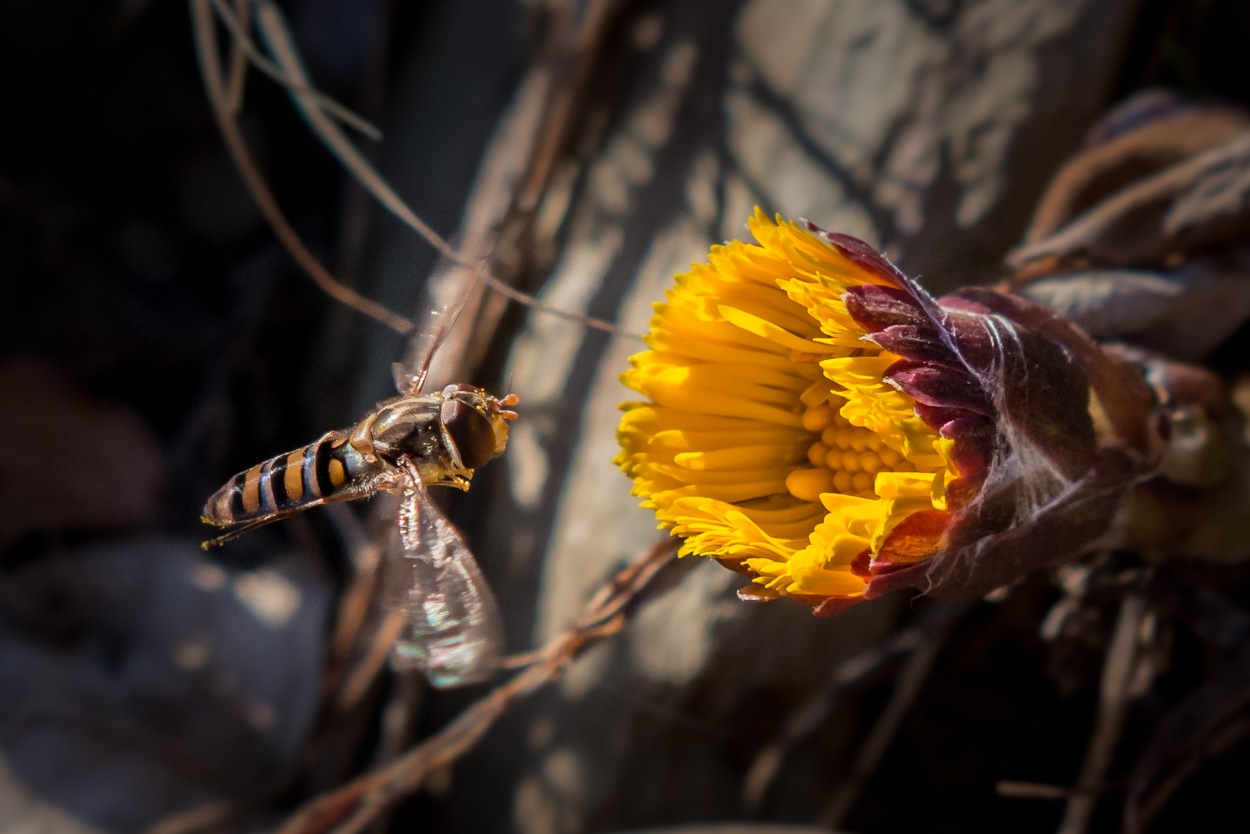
<box><xmin>441</xmin><ymin>396</ymin><xmax>498</xmax><ymax>470</ymax></box>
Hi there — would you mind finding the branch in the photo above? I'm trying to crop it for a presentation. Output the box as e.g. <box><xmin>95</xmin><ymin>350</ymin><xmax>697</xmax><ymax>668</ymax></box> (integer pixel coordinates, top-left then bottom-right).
<box><xmin>188</xmin><ymin>0</ymin><xmax>413</xmax><ymax>335</ymax></box>
<box><xmin>224</xmin><ymin>0</ymin><xmax>250</xmax><ymax>112</ymax></box>
<box><xmin>1058</xmin><ymin>591</ymin><xmax>1147</xmax><ymax>834</ymax></box>
<box><xmin>207</xmin><ymin>0</ymin><xmax>382</xmax><ymax>139</ymax></box>
<box><xmin>818</xmin><ymin>606</ymin><xmax>959</xmax><ymax>828</ymax></box>
<box><xmin>273</xmin><ymin>536</ymin><xmax>680</xmax><ymax>834</ymax></box>
<box><xmin>249</xmin><ymin>0</ymin><xmax>641</xmax><ymax>344</ymax></box>
<box><xmin>742</xmin><ymin>620</ymin><xmax>923</xmax><ymax>810</ymax></box>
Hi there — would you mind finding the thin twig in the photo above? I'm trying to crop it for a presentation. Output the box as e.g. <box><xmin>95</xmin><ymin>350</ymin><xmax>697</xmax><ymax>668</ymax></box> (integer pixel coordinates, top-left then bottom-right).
<box><xmin>743</xmin><ymin>624</ymin><xmax>926</xmax><ymax>811</ymax></box>
<box><xmin>408</xmin><ymin>68</ymin><xmax>558</xmax><ymax>391</ymax></box>
<box><xmin>224</xmin><ymin>0</ymin><xmax>250</xmax><ymax>112</ymax></box>
<box><xmin>207</xmin><ymin>0</ymin><xmax>382</xmax><ymax>139</ymax></box>
<box><xmin>444</xmin><ymin>0</ymin><xmax>644</xmax><ymax>377</ymax></box>
<box><xmin>479</xmin><ymin>268</ymin><xmax>640</xmax><ymax>338</ymax></box>
<box><xmin>318</xmin><ymin>502</ymin><xmax>410</xmax><ymax>718</ymax></box>
<box><xmin>252</xmin><ymin>0</ymin><xmax>452</xmax><ymax>258</ymax></box>
<box><xmin>207</xmin><ymin>0</ymin><xmax>640</xmax><ymax>350</ymax></box>
<box><xmin>372</xmin><ymin>671</ymin><xmax>423</xmax><ymax>766</ymax></box>
<box><xmin>497</xmin><ymin>648</ymin><xmax>549</xmax><ymax>669</ymax></box>
<box><xmin>273</xmin><ymin>537</ymin><xmax>680</xmax><ymax>834</ymax></box>
<box><xmin>818</xmin><ymin>614</ymin><xmax>954</xmax><ymax>828</ymax></box>
<box><xmin>997</xmin><ymin>782</ymin><xmax>1073</xmax><ymax>801</ymax></box>
<box><xmin>1135</xmin><ymin>714</ymin><xmax>1250</xmax><ymax>829</ymax></box>
<box><xmin>189</xmin><ymin>0</ymin><xmax>413</xmax><ymax>335</ymax></box>
<box><xmin>252</xmin><ymin>0</ymin><xmax>641</xmax><ymax>344</ymax></box>
<box><xmin>286</xmin><ymin>504</ymin><xmax>403</xmax><ymax>808</ymax></box>
<box><xmin>336</xmin><ymin>610</ymin><xmax>407</xmax><ymax>713</ymax></box>
<box><xmin>1058</xmin><ymin>592</ymin><xmax>1147</xmax><ymax>834</ymax></box>
<box><xmin>364</xmin><ymin>670</ymin><xmax>423</xmax><ymax>834</ymax></box>
<box><xmin>997</xmin><ymin>781</ymin><xmax>1109</xmax><ymax>801</ymax></box>
<box><xmin>143</xmin><ymin>801</ymin><xmax>235</xmax><ymax>834</ymax></box>
<box><xmin>512</xmin><ymin>0</ymin><xmax>626</xmax><ymax>214</ymax></box>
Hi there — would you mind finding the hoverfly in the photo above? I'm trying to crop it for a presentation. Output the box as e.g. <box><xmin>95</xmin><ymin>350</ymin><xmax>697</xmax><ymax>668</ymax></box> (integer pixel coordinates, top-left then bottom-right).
<box><xmin>202</xmin><ymin>304</ymin><xmax>519</xmax><ymax>687</ymax></box>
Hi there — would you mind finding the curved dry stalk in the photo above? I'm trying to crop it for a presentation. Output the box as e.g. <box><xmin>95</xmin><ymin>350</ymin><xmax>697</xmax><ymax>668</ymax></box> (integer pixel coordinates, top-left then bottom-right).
<box><xmin>997</xmin><ymin>782</ymin><xmax>1079</xmax><ymax>800</ymax></box>
<box><xmin>318</xmin><ymin>504</ymin><xmax>383</xmax><ymax>703</ymax></box>
<box><xmin>742</xmin><ymin>627</ymin><xmax>923</xmax><ymax>811</ymax></box>
<box><xmin>207</xmin><ymin>0</ymin><xmax>382</xmax><ymax>139</ymax></box>
<box><xmin>1058</xmin><ymin>592</ymin><xmax>1147</xmax><ymax>834</ymax></box>
<box><xmin>817</xmin><ymin>609</ymin><xmax>958</xmax><ymax>828</ymax></box>
<box><xmin>189</xmin><ymin>0</ymin><xmax>413</xmax><ymax>335</ymax></box>
<box><xmin>477</xmin><ymin>266</ymin><xmax>642</xmax><ymax>339</ymax></box>
<box><xmin>1134</xmin><ymin>715</ymin><xmax>1250</xmax><ymax>829</ymax></box>
<box><xmin>249</xmin><ymin>0</ymin><xmax>640</xmax><ymax>342</ymax></box>
<box><xmin>224</xmin><ymin>0</ymin><xmax>250</xmax><ymax>112</ymax></box>
<box><xmin>251</xmin><ymin>0</ymin><xmax>454</xmax><ymax>261</ymax></box>
<box><xmin>144</xmin><ymin>801</ymin><xmax>236</xmax><ymax>834</ymax></box>
<box><xmin>335</xmin><ymin>610</ymin><xmax>407</xmax><ymax>714</ymax></box>
<box><xmin>199</xmin><ymin>0</ymin><xmax>640</xmax><ymax>347</ymax></box>
<box><xmin>274</xmin><ymin>536</ymin><xmax>679</xmax><ymax>834</ymax></box>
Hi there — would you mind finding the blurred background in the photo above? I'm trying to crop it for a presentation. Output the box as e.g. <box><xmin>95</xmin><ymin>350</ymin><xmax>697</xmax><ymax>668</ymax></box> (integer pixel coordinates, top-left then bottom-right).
<box><xmin>4</xmin><ymin>0</ymin><xmax>1250</xmax><ymax>832</ymax></box>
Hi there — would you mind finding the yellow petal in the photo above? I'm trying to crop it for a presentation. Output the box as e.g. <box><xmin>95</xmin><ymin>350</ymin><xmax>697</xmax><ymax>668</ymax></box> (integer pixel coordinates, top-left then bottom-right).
<box><xmin>617</xmin><ymin>210</ymin><xmax>951</xmax><ymax>608</ymax></box>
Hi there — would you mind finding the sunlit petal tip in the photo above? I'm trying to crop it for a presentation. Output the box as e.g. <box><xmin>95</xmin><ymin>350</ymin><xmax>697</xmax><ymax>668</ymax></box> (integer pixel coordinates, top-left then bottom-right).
<box><xmin>617</xmin><ymin>213</ymin><xmax>1162</xmax><ymax>610</ymax></box>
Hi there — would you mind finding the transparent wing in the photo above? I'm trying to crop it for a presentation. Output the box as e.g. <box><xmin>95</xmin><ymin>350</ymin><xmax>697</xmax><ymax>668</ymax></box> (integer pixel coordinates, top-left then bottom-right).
<box><xmin>384</xmin><ymin>465</ymin><xmax>504</xmax><ymax>687</ymax></box>
<box><xmin>393</xmin><ymin>258</ymin><xmax>484</xmax><ymax>395</ymax></box>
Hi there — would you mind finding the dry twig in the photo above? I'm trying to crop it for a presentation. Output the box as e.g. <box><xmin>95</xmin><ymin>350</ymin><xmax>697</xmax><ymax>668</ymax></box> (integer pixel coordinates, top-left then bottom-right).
<box><xmin>273</xmin><ymin>536</ymin><xmax>680</xmax><ymax>834</ymax></box>
<box><xmin>336</xmin><ymin>610</ymin><xmax>407</xmax><ymax>714</ymax></box>
<box><xmin>419</xmin><ymin>0</ymin><xmax>641</xmax><ymax>384</ymax></box>
<box><xmin>1133</xmin><ymin>714</ymin><xmax>1250</xmax><ymax>829</ymax></box>
<box><xmin>997</xmin><ymin>782</ymin><xmax>1076</xmax><ymax>801</ymax></box>
<box><xmin>1057</xmin><ymin>591</ymin><xmax>1147</xmax><ymax>834</ymax></box>
<box><xmin>144</xmin><ymin>801</ymin><xmax>236</xmax><ymax>834</ymax></box>
<box><xmin>224</xmin><ymin>0</ymin><xmax>250</xmax><ymax>113</ymax></box>
<box><xmin>206</xmin><ymin>0</ymin><xmax>382</xmax><ymax>139</ymax></box>
<box><xmin>743</xmin><ymin>617</ymin><xmax>924</xmax><ymax>811</ymax></box>
<box><xmin>1126</xmin><ymin>580</ymin><xmax>1250</xmax><ymax>832</ymax></box>
<box><xmin>198</xmin><ymin>0</ymin><xmax>640</xmax><ymax>398</ymax></box>
<box><xmin>818</xmin><ymin>608</ymin><xmax>959</xmax><ymax>828</ymax></box>
<box><xmin>245</xmin><ymin>0</ymin><xmax>638</xmax><ymax>345</ymax></box>
<box><xmin>189</xmin><ymin>0</ymin><xmax>413</xmax><ymax>335</ymax></box>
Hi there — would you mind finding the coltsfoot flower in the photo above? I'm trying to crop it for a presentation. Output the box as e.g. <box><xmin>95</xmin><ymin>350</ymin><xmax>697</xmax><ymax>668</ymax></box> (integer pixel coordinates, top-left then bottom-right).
<box><xmin>616</xmin><ymin>211</ymin><xmax>1161</xmax><ymax>614</ymax></box>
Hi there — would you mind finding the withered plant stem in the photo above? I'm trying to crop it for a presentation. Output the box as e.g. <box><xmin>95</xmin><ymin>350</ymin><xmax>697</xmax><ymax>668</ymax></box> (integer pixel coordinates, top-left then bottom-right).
<box><xmin>1058</xmin><ymin>591</ymin><xmax>1146</xmax><ymax>834</ymax></box>
<box><xmin>189</xmin><ymin>0</ymin><xmax>414</xmax><ymax>335</ymax></box>
<box><xmin>273</xmin><ymin>537</ymin><xmax>680</xmax><ymax>834</ymax></box>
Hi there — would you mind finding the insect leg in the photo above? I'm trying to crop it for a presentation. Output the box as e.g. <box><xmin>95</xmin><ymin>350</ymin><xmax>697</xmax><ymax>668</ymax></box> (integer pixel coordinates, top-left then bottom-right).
<box><xmin>201</xmin><ymin>477</ymin><xmax>384</xmax><ymax>548</ymax></box>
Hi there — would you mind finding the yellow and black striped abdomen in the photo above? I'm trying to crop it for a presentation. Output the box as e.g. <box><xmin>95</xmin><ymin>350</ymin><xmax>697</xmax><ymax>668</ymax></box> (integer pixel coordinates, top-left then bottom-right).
<box><xmin>204</xmin><ymin>430</ymin><xmax>379</xmax><ymax>530</ymax></box>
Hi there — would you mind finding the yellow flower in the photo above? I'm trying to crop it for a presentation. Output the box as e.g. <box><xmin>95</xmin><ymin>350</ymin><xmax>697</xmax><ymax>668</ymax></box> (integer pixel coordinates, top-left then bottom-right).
<box><xmin>616</xmin><ymin>210</ymin><xmax>963</xmax><ymax>611</ymax></box>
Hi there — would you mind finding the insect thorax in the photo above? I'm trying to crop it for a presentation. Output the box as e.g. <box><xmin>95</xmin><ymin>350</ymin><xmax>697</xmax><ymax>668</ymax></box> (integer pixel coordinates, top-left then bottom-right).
<box><xmin>363</xmin><ymin>396</ymin><xmax>461</xmax><ymax>479</ymax></box>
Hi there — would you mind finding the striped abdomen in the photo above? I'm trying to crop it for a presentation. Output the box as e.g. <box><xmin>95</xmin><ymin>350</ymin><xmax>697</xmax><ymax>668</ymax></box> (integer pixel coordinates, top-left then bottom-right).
<box><xmin>204</xmin><ymin>430</ymin><xmax>380</xmax><ymax>532</ymax></box>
